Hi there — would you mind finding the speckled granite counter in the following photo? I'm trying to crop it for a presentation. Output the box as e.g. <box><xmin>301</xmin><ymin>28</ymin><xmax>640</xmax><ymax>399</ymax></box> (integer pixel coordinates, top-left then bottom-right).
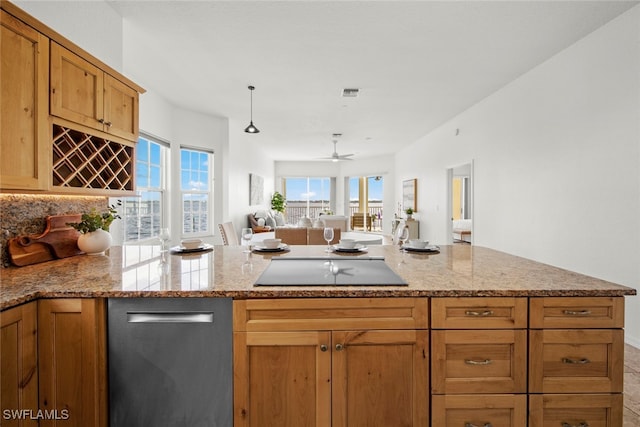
<box><xmin>0</xmin><ymin>244</ymin><xmax>635</xmax><ymax>310</ymax></box>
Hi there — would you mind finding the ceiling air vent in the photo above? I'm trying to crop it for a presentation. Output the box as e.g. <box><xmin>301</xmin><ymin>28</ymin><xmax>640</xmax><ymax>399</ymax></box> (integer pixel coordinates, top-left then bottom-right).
<box><xmin>341</xmin><ymin>88</ymin><xmax>360</xmax><ymax>98</ymax></box>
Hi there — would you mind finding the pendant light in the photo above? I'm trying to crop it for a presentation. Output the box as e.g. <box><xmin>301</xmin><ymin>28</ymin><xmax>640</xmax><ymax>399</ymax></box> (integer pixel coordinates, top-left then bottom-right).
<box><xmin>244</xmin><ymin>85</ymin><xmax>260</xmax><ymax>133</ymax></box>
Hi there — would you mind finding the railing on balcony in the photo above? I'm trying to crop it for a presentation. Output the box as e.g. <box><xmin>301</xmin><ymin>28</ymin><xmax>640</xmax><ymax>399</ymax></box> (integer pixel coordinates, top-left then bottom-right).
<box><xmin>284</xmin><ymin>201</ymin><xmax>383</xmax><ymax>231</ymax></box>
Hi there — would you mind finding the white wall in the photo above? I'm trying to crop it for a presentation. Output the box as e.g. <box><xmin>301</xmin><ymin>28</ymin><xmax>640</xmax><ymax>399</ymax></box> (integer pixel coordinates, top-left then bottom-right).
<box><xmin>396</xmin><ymin>6</ymin><xmax>640</xmax><ymax>344</ymax></box>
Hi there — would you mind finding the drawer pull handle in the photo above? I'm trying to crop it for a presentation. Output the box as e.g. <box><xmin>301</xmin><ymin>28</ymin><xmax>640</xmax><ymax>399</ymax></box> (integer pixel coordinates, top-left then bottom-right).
<box><xmin>563</xmin><ymin>309</ymin><xmax>592</xmax><ymax>316</ymax></box>
<box><xmin>465</xmin><ymin>423</ymin><xmax>493</xmax><ymax>427</ymax></box>
<box><xmin>562</xmin><ymin>357</ymin><xmax>590</xmax><ymax>365</ymax></box>
<box><xmin>561</xmin><ymin>422</ymin><xmax>589</xmax><ymax>427</ymax></box>
<box><xmin>465</xmin><ymin>359</ymin><xmax>492</xmax><ymax>366</ymax></box>
<box><xmin>465</xmin><ymin>310</ymin><xmax>494</xmax><ymax>317</ymax></box>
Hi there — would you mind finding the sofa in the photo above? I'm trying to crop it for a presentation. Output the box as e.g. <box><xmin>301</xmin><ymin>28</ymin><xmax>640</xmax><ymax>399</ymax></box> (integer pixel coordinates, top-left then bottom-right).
<box><xmin>275</xmin><ymin>227</ymin><xmax>341</xmax><ymax>245</ymax></box>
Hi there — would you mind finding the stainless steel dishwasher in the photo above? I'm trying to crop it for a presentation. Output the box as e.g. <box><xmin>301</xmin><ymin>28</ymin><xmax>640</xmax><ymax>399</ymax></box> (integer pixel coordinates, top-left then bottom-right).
<box><xmin>108</xmin><ymin>298</ymin><xmax>232</xmax><ymax>427</ymax></box>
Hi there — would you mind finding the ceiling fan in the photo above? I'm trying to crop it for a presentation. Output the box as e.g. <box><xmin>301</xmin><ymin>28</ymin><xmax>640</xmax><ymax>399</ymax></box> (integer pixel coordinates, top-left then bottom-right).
<box><xmin>321</xmin><ymin>140</ymin><xmax>354</xmax><ymax>162</ymax></box>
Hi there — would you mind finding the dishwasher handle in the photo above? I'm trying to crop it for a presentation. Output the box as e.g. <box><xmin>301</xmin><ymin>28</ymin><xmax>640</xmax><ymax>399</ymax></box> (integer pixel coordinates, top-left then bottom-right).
<box><xmin>127</xmin><ymin>312</ymin><xmax>214</xmax><ymax>323</ymax></box>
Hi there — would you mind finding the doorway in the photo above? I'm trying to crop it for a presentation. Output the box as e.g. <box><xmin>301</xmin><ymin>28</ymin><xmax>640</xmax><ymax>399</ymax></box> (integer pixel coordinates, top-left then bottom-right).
<box><xmin>448</xmin><ymin>163</ymin><xmax>473</xmax><ymax>244</ymax></box>
<box><xmin>348</xmin><ymin>176</ymin><xmax>384</xmax><ymax>232</ymax></box>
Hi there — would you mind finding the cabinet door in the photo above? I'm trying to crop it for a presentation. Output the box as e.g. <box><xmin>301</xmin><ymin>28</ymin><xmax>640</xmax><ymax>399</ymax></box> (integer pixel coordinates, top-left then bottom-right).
<box><xmin>529</xmin><ymin>394</ymin><xmax>623</xmax><ymax>427</ymax></box>
<box><xmin>50</xmin><ymin>42</ymin><xmax>104</xmax><ymax>132</ymax></box>
<box><xmin>103</xmin><ymin>74</ymin><xmax>138</xmax><ymax>141</ymax></box>
<box><xmin>0</xmin><ymin>11</ymin><xmax>49</xmax><ymax>190</ymax></box>
<box><xmin>38</xmin><ymin>299</ymin><xmax>107</xmax><ymax>427</ymax></box>
<box><xmin>332</xmin><ymin>330</ymin><xmax>429</xmax><ymax>427</ymax></box>
<box><xmin>234</xmin><ymin>331</ymin><xmax>331</xmax><ymax>427</ymax></box>
<box><xmin>432</xmin><ymin>394</ymin><xmax>527</xmax><ymax>427</ymax></box>
<box><xmin>0</xmin><ymin>302</ymin><xmax>38</xmax><ymax>426</ymax></box>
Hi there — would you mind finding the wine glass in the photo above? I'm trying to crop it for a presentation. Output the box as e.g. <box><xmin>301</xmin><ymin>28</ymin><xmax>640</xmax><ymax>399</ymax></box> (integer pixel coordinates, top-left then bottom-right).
<box><xmin>398</xmin><ymin>226</ymin><xmax>409</xmax><ymax>249</ymax></box>
<box><xmin>323</xmin><ymin>227</ymin><xmax>334</xmax><ymax>252</ymax></box>
<box><xmin>241</xmin><ymin>228</ymin><xmax>253</xmax><ymax>253</ymax></box>
<box><xmin>159</xmin><ymin>227</ymin><xmax>171</xmax><ymax>252</ymax></box>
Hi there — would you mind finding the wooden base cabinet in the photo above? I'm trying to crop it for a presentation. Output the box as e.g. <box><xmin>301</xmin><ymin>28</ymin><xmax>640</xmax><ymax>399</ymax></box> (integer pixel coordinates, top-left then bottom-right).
<box><xmin>432</xmin><ymin>394</ymin><xmax>527</xmax><ymax>427</ymax></box>
<box><xmin>233</xmin><ymin>298</ymin><xmax>429</xmax><ymax>427</ymax></box>
<box><xmin>1</xmin><ymin>302</ymin><xmax>38</xmax><ymax>426</ymax></box>
<box><xmin>38</xmin><ymin>299</ymin><xmax>107</xmax><ymax>427</ymax></box>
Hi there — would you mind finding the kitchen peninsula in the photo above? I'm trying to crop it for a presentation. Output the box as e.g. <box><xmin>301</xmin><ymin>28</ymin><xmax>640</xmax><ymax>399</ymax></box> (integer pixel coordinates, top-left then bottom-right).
<box><xmin>1</xmin><ymin>245</ymin><xmax>635</xmax><ymax>427</ymax></box>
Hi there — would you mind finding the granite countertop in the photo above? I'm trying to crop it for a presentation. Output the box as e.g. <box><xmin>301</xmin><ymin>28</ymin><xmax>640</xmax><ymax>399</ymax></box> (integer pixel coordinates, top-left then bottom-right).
<box><xmin>0</xmin><ymin>244</ymin><xmax>635</xmax><ymax>310</ymax></box>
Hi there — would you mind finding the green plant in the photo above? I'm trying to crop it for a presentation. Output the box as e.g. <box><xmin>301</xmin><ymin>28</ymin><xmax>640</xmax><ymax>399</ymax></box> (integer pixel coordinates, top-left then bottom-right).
<box><xmin>405</xmin><ymin>207</ymin><xmax>414</xmax><ymax>215</ymax></box>
<box><xmin>67</xmin><ymin>201</ymin><xmax>121</xmax><ymax>234</ymax></box>
<box><xmin>271</xmin><ymin>192</ymin><xmax>286</xmax><ymax>213</ymax></box>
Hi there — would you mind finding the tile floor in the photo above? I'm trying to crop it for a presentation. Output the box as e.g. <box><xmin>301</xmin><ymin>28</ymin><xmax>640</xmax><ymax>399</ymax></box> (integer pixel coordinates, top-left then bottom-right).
<box><xmin>625</xmin><ymin>344</ymin><xmax>640</xmax><ymax>426</ymax></box>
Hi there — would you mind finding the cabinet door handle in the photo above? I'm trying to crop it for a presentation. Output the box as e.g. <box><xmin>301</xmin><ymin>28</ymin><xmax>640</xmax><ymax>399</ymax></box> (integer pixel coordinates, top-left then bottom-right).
<box><xmin>561</xmin><ymin>422</ymin><xmax>589</xmax><ymax>427</ymax></box>
<box><xmin>335</xmin><ymin>343</ymin><xmax>344</xmax><ymax>351</ymax></box>
<box><xmin>105</xmin><ymin>121</ymin><xmax>112</xmax><ymax>127</ymax></box>
<box><xmin>98</xmin><ymin>118</ymin><xmax>105</xmax><ymax>124</ymax></box>
<box><xmin>465</xmin><ymin>422</ymin><xmax>493</xmax><ymax>427</ymax></box>
<box><xmin>464</xmin><ymin>359</ymin><xmax>492</xmax><ymax>366</ymax></box>
<box><xmin>320</xmin><ymin>344</ymin><xmax>328</xmax><ymax>352</ymax></box>
<box><xmin>465</xmin><ymin>310</ymin><xmax>493</xmax><ymax>317</ymax></box>
<box><xmin>562</xmin><ymin>357</ymin><xmax>590</xmax><ymax>365</ymax></box>
<box><xmin>563</xmin><ymin>309</ymin><xmax>591</xmax><ymax>316</ymax></box>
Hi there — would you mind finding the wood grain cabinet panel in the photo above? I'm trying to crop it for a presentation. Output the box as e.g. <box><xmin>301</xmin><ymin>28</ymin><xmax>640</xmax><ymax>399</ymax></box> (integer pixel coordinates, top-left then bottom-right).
<box><xmin>431</xmin><ymin>297</ymin><xmax>527</xmax><ymax>329</ymax></box>
<box><xmin>0</xmin><ymin>302</ymin><xmax>38</xmax><ymax>427</ymax></box>
<box><xmin>530</xmin><ymin>297</ymin><xmax>624</xmax><ymax>329</ymax></box>
<box><xmin>51</xmin><ymin>42</ymin><xmax>139</xmax><ymax>142</ymax></box>
<box><xmin>529</xmin><ymin>394</ymin><xmax>623</xmax><ymax>427</ymax></box>
<box><xmin>38</xmin><ymin>299</ymin><xmax>107</xmax><ymax>427</ymax></box>
<box><xmin>432</xmin><ymin>394</ymin><xmax>527</xmax><ymax>427</ymax></box>
<box><xmin>432</xmin><ymin>329</ymin><xmax>527</xmax><ymax>394</ymax></box>
<box><xmin>0</xmin><ymin>10</ymin><xmax>49</xmax><ymax>191</ymax></box>
<box><xmin>529</xmin><ymin>329</ymin><xmax>624</xmax><ymax>393</ymax></box>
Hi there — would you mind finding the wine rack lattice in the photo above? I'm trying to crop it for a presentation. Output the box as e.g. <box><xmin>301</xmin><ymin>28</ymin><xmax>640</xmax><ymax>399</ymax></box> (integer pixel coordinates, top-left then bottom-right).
<box><xmin>52</xmin><ymin>125</ymin><xmax>134</xmax><ymax>191</ymax></box>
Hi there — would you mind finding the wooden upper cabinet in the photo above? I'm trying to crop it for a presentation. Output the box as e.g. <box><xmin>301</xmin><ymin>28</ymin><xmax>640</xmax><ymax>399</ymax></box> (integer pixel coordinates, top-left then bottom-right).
<box><xmin>50</xmin><ymin>42</ymin><xmax>139</xmax><ymax>142</ymax></box>
<box><xmin>0</xmin><ymin>10</ymin><xmax>50</xmax><ymax>191</ymax></box>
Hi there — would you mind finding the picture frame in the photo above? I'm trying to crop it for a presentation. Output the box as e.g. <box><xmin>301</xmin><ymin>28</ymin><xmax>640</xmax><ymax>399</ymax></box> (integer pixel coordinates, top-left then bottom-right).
<box><xmin>249</xmin><ymin>173</ymin><xmax>264</xmax><ymax>205</ymax></box>
<box><xmin>402</xmin><ymin>179</ymin><xmax>417</xmax><ymax>212</ymax></box>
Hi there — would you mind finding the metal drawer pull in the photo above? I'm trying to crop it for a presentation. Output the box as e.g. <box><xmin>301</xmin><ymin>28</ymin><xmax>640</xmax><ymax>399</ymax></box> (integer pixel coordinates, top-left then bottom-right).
<box><xmin>563</xmin><ymin>309</ymin><xmax>592</xmax><ymax>316</ymax></box>
<box><xmin>465</xmin><ymin>310</ymin><xmax>494</xmax><ymax>317</ymax></box>
<box><xmin>561</xmin><ymin>422</ymin><xmax>589</xmax><ymax>427</ymax></box>
<box><xmin>127</xmin><ymin>312</ymin><xmax>214</xmax><ymax>323</ymax></box>
<box><xmin>465</xmin><ymin>422</ymin><xmax>493</xmax><ymax>427</ymax></box>
<box><xmin>562</xmin><ymin>357</ymin><xmax>590</xmax><ymax>364</ymax></box>
<box><xmin>465</xmin><ymin>359</ymin><xmax>492</xmax><ymax>366</ymax></box>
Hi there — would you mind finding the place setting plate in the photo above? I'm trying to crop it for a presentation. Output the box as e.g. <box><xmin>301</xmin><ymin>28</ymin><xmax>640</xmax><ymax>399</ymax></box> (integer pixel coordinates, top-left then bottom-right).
<box><xmin>401</xmin><ymin>244</ymin><xmax>440</xmax><ymax>253</ymax></box>
<box><xmin>332</xmin><ymin>244</ymin><xmax>368</xmax><ymax>254</ymax></box>
<box><xmin>170</xmin><ymin>244</ymin><xmax>214</xmax><ymax>254</ymax></box>
<box><xmin>252</xmin><ymin>244</ymin><xmax>290</xmax><ymax>253</ymax></box>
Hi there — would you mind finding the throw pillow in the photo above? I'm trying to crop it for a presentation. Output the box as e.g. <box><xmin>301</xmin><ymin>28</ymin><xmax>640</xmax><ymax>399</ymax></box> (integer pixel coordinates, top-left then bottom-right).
<box><xmin>274</xmin><ymin>212</ymin><xmax>286</xmax><ymax>226</ymax></box>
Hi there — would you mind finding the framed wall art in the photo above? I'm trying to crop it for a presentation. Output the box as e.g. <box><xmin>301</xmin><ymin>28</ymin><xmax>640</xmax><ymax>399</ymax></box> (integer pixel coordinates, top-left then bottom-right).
<box><xmin>249</xmin><ymin>173</ymin><xmax>264</xmax><ymax>205</ymax></box>
<box><xmin>402</xmin><ymin>179</ymin><xmax>417</xmax><ymax>212</ymax></box>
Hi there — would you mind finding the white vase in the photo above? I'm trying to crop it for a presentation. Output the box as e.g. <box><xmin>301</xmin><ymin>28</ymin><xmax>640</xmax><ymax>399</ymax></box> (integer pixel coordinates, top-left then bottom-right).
<box><xmin>77</xmin><ymin>229</ymin><xmax>112</xmax><ymax>255</ymax></box>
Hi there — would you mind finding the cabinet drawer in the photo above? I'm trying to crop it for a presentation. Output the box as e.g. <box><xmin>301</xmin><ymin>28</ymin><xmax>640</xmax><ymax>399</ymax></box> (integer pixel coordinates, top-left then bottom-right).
<box><xmin>432</xmin><ymin>330</ymin><xmax>527</xmax><ymax>394</ymax></box>
<box><xmin>233</xmin><ymin>298</ymin><xmax>428</xmax><ymax>331</ymax></box>
<box><xmin>530</xmin><ymin>297</ymin><xmax>624</xmax><ymax>329</ymax></box>
<box><xmin>431</xmin><ymin>297</ymin><xmax>527</xmax><ymax>329</ymax></box>
<box><xmin>432</xmin><ymin>394</ymin><xmax>527</xmax><ymax>427</ymax></box>
<box><xmin>529</xmin><ymin>329</ymin><xmax>623</xmax><ymax>393</ymax></box>
<box><xmin>529</xmin><ymin>394</ymin><xmax>623</xmax><ymax>427</ymax></box>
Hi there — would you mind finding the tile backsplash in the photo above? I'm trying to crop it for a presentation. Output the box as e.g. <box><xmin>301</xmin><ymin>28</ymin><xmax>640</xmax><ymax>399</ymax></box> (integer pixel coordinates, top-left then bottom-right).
<box><xmin>0</xmin><ymin>194</ymin><xmax>107</xmax><ymax>268</ymax></box>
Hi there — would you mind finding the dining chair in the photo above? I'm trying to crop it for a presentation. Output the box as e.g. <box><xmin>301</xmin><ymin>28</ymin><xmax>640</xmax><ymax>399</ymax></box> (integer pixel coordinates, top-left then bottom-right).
<box><xmin>274</xmin><ymin>227</ymin><xmax>307</xmax><ymax>245</ymax></box>
<box><xmin>307</xmin><ymin>228</ymin><xmax>341</xmax><ymax>245</ymax></box>
<box><xmin>218</xmin><ymin>222</ymin><xmax>239</xmax><ymax>245</ymax></box>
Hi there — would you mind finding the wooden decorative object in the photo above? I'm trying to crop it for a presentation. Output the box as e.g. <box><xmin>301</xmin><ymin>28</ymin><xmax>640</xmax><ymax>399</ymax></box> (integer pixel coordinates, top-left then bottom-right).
<box><xmin>52</xmin><ymin>124</ymin><xmax>134</xmax><ymax>192</ymax></box>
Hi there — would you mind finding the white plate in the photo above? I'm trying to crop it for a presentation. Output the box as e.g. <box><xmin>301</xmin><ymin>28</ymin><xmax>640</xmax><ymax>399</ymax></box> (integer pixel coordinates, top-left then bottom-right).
<box><xmin>170</xmin><ymin>244</ymin><xmax>214</xmax><ymax>254</ymax></box>
<box><xmin>333</xmin><ymin>245</ymin><xmax>368</xmax><ymax>253</ymax></box>
<box><xmin>402</xmin><ymin>245</ymin><xmax>440</xmax><ymax>253</ymax></box>
<box><xmin>253</xmin><ymin>244</ymin><xmax>289</xmax><ymax>253</ymax></box>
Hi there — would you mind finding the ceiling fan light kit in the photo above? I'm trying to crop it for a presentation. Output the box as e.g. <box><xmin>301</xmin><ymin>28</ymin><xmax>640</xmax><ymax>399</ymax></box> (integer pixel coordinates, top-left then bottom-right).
<box><xmin>244</xmin><ymin>85</ymin><xmax>260</xmax><ymax>134</ymax></box>
<box><xmin>322</xmin><ymin>139</ymin><xmax>354</xmax><ymax>162</ymax></box>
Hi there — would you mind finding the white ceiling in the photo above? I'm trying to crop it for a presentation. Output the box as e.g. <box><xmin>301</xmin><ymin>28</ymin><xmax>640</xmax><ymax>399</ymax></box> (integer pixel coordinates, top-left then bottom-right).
<box><xmin>106</xmin><ymin>1</ymin><xmax>638</xmax><ymax>161</ymax></box>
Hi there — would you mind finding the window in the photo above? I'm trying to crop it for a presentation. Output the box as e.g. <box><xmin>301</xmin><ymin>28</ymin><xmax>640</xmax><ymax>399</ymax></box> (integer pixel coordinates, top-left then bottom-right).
<box><xmin>283</xmin><ymin>177</ymin><xmax>332</xmax><ymax>225</ymax></box>
<box><xmin>122</xmin><ymin>135</ymin><xmax>167</xmax><ymax>242</ymax></box>
<box><xmin>180</xmin><ymin>147</ymin><xmax>213</xmax><ymax>236</ymax></box>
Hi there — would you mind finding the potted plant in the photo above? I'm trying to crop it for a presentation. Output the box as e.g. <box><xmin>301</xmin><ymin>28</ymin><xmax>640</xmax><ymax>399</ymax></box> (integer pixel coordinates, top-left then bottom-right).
<box><xmin>67</xmin><ymin>201</ymin><xmax>121</xmax><ymax>255</ymax></box>
<box><xmin>405</xmin><ymin>207</ymin><xmax>414</xmax><ymax>220</ymax></box>
<box><xmin>270</xmin><ymin>191</ymin><xmax>286</xmax><ymax>213</ymax></box>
